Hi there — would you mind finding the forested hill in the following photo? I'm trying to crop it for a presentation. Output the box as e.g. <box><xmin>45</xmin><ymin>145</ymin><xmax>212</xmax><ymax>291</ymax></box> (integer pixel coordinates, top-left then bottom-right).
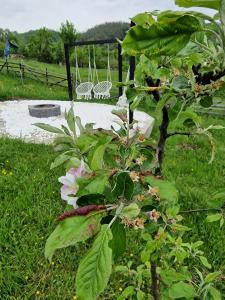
<box><xmin>18</xmin><ymin>29</ymin><xmax>60</xmax><ymax>43</ymax></box>
<box><xmin>10</xmin><ymin>21</ymin><xmax>129</xmax><ymax>43</ymax></box>
<box><xmin>79</xmin><ymin>22</ymin><xmax>129</xmax><ymax>41</ymax></box>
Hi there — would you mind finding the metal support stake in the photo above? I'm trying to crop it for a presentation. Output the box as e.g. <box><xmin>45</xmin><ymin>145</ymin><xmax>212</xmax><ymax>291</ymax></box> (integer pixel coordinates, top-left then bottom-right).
<box><xmin>64</xmin><ymin>43</ymin><xmax>73</xmax><ymax>102</ymax></box>
<box><xmin>129</xmin><ymin>21</ymin><xmax>135</xmax><ymax>125</ymax></box>
<box><xmin>118</xmin><ymin>43</ymin><xmax>123</xmax><ymax>97</ymax></box>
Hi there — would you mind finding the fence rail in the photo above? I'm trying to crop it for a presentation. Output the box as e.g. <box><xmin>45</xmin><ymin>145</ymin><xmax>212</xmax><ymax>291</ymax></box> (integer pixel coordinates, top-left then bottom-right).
<box><xmin>194</xmin><ymin>101</ymin><xmax>225</xmax><ymax>117</ymax></box>
<box><xmin>0</xmin><ymin>59</ymin><xmax>69</xmax><ymax>89</ymax></box>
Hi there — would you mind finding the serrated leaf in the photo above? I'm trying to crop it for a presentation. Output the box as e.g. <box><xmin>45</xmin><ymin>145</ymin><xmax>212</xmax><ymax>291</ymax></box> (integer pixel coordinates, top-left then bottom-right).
<box><xmin>200</xmin><ymin>96</ymin><xmax>213</xmax><ymax>108</ymax></box>
<box><xmin>160</xmin><ymin>269</ymin><xmax>191</xmax><ymax>285</ymax></box>
<box><xmin>132</xmin><ymin>12</ymin><xmax>155</xmax><ymax>28</ymax></box>
<box><xmin>172</xmin><ymin>75</ymin><xmax>190</xmax><ymax>90</ymax></box>
<box><xmin>34</xmin><ymin>123</ymin><xmax>64</xmax><ymax>134</ymax></box>
<box><xmin>168</xmin><ymin>282</ymin><xmax>196</xmax><ymax>299</ymax></box>
<box><xmin>118</xmin><ymin>286</ymin><xmax>135</xmax><ymax>300</ymax></box>
<box><xmin>199</xmin><ymin>256</ymin><xmax>212</xmax><ymax>269</ymax></box>
<box><xmin>75</xmin><ymin>116</ymin><xmax>84</xmax><ymax>134</ymax></box>
<box><xmin>175</xmin><ymin>0</ymin><xmax>220</xmax><ymax>10</ymax></box>
<box><xmin>144</xmin><ymin>176</ymin><xmax>178</xmax><ymax>205</ymax></box>
<box><xmin>206</xmin><ymin>214</ymin><xmax>222</xmax><ymax>223</ymax></box>
<box><xmin>90</xmin><ymin>144</ymin><xmax>108</xmax><ymax>171</ymax></box>
<box><xmin>121</xmin><ymin>203</ymin><xmax>140</xmax><ymax>219</ymax></box>
<box><xmin>221</xmin><ymin>0</ymin><xmax>225</xmax><ymax>28</ymax></box>
<box><xmin>205</xmin><ymin>271</ymin><xmax>221</xmax><ymax>283</ymax></box>
<box><xmin>45</xmin><ymin>213</ymin><xmax>102</xmax><ymax>261</ymax></box>
<box><xmin>61</xmin><ymin>125</ymin><xmax>71</xmax><ymax>136</ymax></box>
<box><xmin>208</xmin><ymin>286</ymin><xmax>221</xmax><ymax>300</ymax></box>
<box><xmin>50</xmin><ymin>154</ymin><xmax>72</xmax><ymax>170</ymax></box>
<box><xmin>122</xmin><ymin>15</ymin><xmax>202</xmax><ymax>58</ymax></box>
<box><xmin>77</xmin><ymin>173</ymin><xmax>109</xmax><ymax>197</ymax></box>
<box><xmin>110</xmin><ymin>220</ymin><xmax>126</xmax><ymax>261</ymax></box>
<box><xmin>170</xmin><ymin>223</ymin><xmax>191</xmax><ymax>231</ymax></box>
<box><xmin>65</xmin><ymin>107</ymin><xmax>76</xmax><ymax>135</ymax></box>
<box><xmin>113</xmin><ymin>172</ymin><xmax>134</xmax><ymax>201</ymax></box>
<box><xmin>76</xmin><ymin>225</ymin><xmax>113</xmax><ymax>300</ymax></box>
<box><xmin>208</xmin><ymin>190</ymin><xmax>225</xmax><ymax>208</ymax></box>
<box><xmin>114</xmin><ymin>265</ymin><xmax>129</xmax><ymax>273</ymax></box>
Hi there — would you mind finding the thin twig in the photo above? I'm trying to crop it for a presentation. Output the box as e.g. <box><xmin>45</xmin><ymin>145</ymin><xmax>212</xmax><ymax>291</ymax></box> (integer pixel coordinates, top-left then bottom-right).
<box><xmin>180</xmin><ymin>208</ymin><xmax>222</xmax><ymax>214</ymax></box>
<box><xmin>166</xmin><ymin>132</ymin><xmax>192</xmax><ymax>138</ymax></box>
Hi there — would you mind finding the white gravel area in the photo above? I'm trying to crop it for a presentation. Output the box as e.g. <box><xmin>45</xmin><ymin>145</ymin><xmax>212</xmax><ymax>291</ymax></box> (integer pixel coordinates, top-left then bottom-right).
<box><xmin>0</xmin><ymin>100</ymin><xmax>154</xmax><ymax>144</ymax></box>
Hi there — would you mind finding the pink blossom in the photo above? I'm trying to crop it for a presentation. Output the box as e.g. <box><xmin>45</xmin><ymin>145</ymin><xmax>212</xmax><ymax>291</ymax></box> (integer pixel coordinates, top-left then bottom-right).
<box><xmin>148</xmin><ymin>209</ymin><xmax>161</xmax><ymax>222</ymax></box>
<box><xmin>58</xmin><ymin>161</ymin><xmax>86</xmax><ymax>208</ymax></box>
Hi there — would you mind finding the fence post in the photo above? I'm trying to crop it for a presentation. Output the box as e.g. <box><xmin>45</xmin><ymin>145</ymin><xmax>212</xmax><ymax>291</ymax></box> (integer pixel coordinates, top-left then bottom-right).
<box><xmin>22</xmin><ymin>63</ymin><xmax>25</xmax><ymax>78</ymax></box>
<box><xmin>46</xmin><ymin>68</ymin><xmax>48</xmax><ymax>85</ymax></box>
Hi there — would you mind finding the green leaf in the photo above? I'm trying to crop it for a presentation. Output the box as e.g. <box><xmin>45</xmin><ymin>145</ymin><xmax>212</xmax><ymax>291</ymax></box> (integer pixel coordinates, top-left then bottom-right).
<box><xmin>34</xmin><ymin>123</ymin><xmax>64</xmax><ymax>134</ymax></box>
<box><xmin>206</xmin><ymin>214</ymin><xmax>222</xmax><ymax>223</ymax></box>
<box><xmin>173</xmin><ymin>108</ymin><xmax>200</xmax><ymax>128</ymax></box>
<box><xmin>172</xmin><ymin>75</ymin><xmax>190</xmax><ymax>90</ymax></box>
<box><xmin>75</xmin><ymin>116</ymin><xmax>84</xmax><ymax>134</ymax></box>
<box><xmin>170</xmin><ymin>223</ymin><xmax>191</xmax><ymax>232</ymax></box>
<box><xmin>61</xmin><ymin>125</ymin><xmax>71</xmax><ymax>136</ymax></box>
<box><xmin>65</xmin><ymin>107</ymin><xmax>76</xmax><ymax>135</ymax></box>
<box><xmin>200</xmin><ymin>96</ymin><xmax>213</xmax><ymax>108</ymax></box>
<box><xmin>121</xmin><ymin>203</ymin><xmax>140</xmax><ymax>219</ymax></box>
<box><xmin>144</xmin><ymin>176</ymin><xmax>178</xmax><ymax>205</ymax></box>
<box><xmin>114</xmin><ymin>265</ymin><xmax>129</xmax><ymax>273</ymax></box>
<box><xmin>77</xmin><ymin>194</ymin><xmax>105</xmax><ymax>206</ymax></box>
<box><xmin>53</xmin><ymin>136</ymin><xmax>75</xmax><ymax>148</ymax></box>
<box><xmin>77</xmin><ymin>173</ymin><xmax>109</xmax><ymax>197</ymax></box>
<box><xmin>221</xmin><ymin>0</ymin><xmax>225</xmax><ymax>28</ymax></box>
<box><xmin>175</xmin><ymin>0</ymin><xmax>220</xmax><ymax>10</ymax></box>
<box><xmin>132</xmin><ymin>12</ymin><xmax>155</xmax><ymax>28</ymax></box>
<box><xmin>157</xmin><ymin>10</ymin><xmax>215</xmax><ymax>23</ymax></box>
<box><xmin>110</xmin><ymin>220</ymin><xmax>126</xmax><ymax>261</ymax></box>
<box><xmin>160</xmin><ymin>268</ymin><xmax>191</xmax><ymax>285</ymax></box>
<box><xmin>45</xmin><ymin>213</ymin><xmax>102</xmax><ymax>261</ymax></box>
<box><xmin>50</xmin><ymin>154</ymin><xmax>74</xmax><ymax>170</ymax></box>
<box><xmin>76</xmin><ymin>225</ymin><xmax>113</xmax><ymax>300</ymax></box>
<box><xmin>168</xmin><ymin>282</ymin><xmax>196</xmax><ymax>299</ymax></box>
<box><xmin>208</xmin><ymin>287</ymin><xmax>221</xmax><ymax>300</ymax></box>
<box><xmin>205</xmin><ymin>271</ymin><xmax>221</xmax><ymax>283</ymax></box>
<box><xmin>90</xmin><ymin>144</ymin><xmax>108</xmax><ymax>171</ymax></box>
<box><xmin>199</xmin><ymin>256</ymin><xmax>212</xmax><ymax>269</ymax></box>
<box><xmin>113</xmin><ymin>172</ymin><xmax>134</xmax><ymax>201</ymax></box>
<box><xmin>117</xmin><ymin>286</ymin><xmax>135</xmax><ymax>300</ymax></box>
<box><xmin>208</xmin><ymin>190</ymin><xmax>225</xmax><ymax>208</ymax></box>
<box><xmin>122</xmin><ymin>15</ymin><xmax>202</xmax><ymax>57</ymax></box>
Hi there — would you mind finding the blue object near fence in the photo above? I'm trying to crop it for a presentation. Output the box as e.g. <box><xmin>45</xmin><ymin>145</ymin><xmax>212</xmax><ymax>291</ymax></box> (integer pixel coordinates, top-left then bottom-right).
<box><xmin>4</xmin><ymin>40</ymin><xmax>10</xmax><ymax>58</ymax></box>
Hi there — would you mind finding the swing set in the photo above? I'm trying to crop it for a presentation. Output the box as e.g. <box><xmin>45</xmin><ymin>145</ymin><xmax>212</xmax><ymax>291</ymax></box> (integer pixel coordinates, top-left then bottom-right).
<box><xmin>64</xmin><ymin>39</ymin><xmax>123</xmax><ymax>101</ymax></box>
<box><xmin>64</xmin><ymin>35</ymin><xmax>135</xmax><ymax>123</ymax></box>
<box><xmin>75</xmin><ymin>45</ymin><xmax>112</xmax><ymax>100</ymax></box>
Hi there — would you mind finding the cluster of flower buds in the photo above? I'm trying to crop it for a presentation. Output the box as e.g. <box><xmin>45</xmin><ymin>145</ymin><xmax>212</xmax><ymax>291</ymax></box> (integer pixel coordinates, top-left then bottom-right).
<box><xmin>121</xmin><ymin>217</ymin><xmax>145</xmax><ymax>229</ymax></box>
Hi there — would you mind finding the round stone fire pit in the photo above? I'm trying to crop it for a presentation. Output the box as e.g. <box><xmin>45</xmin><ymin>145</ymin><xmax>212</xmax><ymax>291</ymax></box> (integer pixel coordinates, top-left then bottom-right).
<box><xmin>28</xmin><ymin>104</ymin><xmax>61</xmax><ymax>118</ymax></box>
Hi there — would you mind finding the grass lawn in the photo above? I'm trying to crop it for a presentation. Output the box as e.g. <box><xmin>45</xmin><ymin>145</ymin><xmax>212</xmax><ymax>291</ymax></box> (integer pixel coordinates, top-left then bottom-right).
<box><xmin>0</xmin><ymin>115</ymin><xmax>224</xmax><ymax>299</ymax></box>
<box><xmin>0</xmin><ymin>58</ymin><xmax>124</xmax><ymax>101</ymax></box>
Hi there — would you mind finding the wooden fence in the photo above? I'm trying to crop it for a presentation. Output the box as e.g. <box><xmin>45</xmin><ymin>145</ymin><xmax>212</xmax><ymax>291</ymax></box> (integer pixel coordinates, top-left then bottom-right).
<box><xmin>0</xmin><ymin>59</ymin><xmax>69</xmax><ymax>88</ymax></box>
<box><xmin>194</xmin><ymin>101</ymin><xmax>225</xmax><ymax>117</ymax></box>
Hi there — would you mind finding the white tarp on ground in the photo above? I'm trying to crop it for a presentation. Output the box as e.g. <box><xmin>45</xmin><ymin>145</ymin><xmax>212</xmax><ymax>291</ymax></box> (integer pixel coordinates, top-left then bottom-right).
<box><xmin>0</xmin><ymin>100</ymin><xmax>154</xmax><ymax>144</ymax></box>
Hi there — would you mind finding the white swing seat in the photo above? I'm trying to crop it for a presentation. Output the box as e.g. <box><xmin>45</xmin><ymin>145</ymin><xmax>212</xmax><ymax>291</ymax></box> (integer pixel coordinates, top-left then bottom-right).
<box><xmin>76</xmin><ymin>82</ymin><xmax>94</xmax><ymax>100</ymax></box>
<box><xmin>93</xmin><ymin>81</ymin><xmax>112</xmax><ymax>99</ymax></box>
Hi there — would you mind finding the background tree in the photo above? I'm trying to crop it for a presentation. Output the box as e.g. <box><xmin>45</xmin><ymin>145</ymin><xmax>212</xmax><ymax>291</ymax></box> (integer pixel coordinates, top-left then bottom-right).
<box><xmin>27</xmin><ymin>27</ymin><xmax>54</xmax><ymax>63</ymax></box>
<box><xmin>59</xmin><ymin>20</ymin><xmax>79</xmax><ymax>44</ymax></box>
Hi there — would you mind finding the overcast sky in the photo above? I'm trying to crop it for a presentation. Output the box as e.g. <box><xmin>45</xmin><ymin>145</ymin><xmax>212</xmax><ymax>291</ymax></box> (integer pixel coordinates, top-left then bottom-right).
<box><xmin>1</xmin><ymin>0</ymin><xmax>214</xmax><ymax>33</ymax></box>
